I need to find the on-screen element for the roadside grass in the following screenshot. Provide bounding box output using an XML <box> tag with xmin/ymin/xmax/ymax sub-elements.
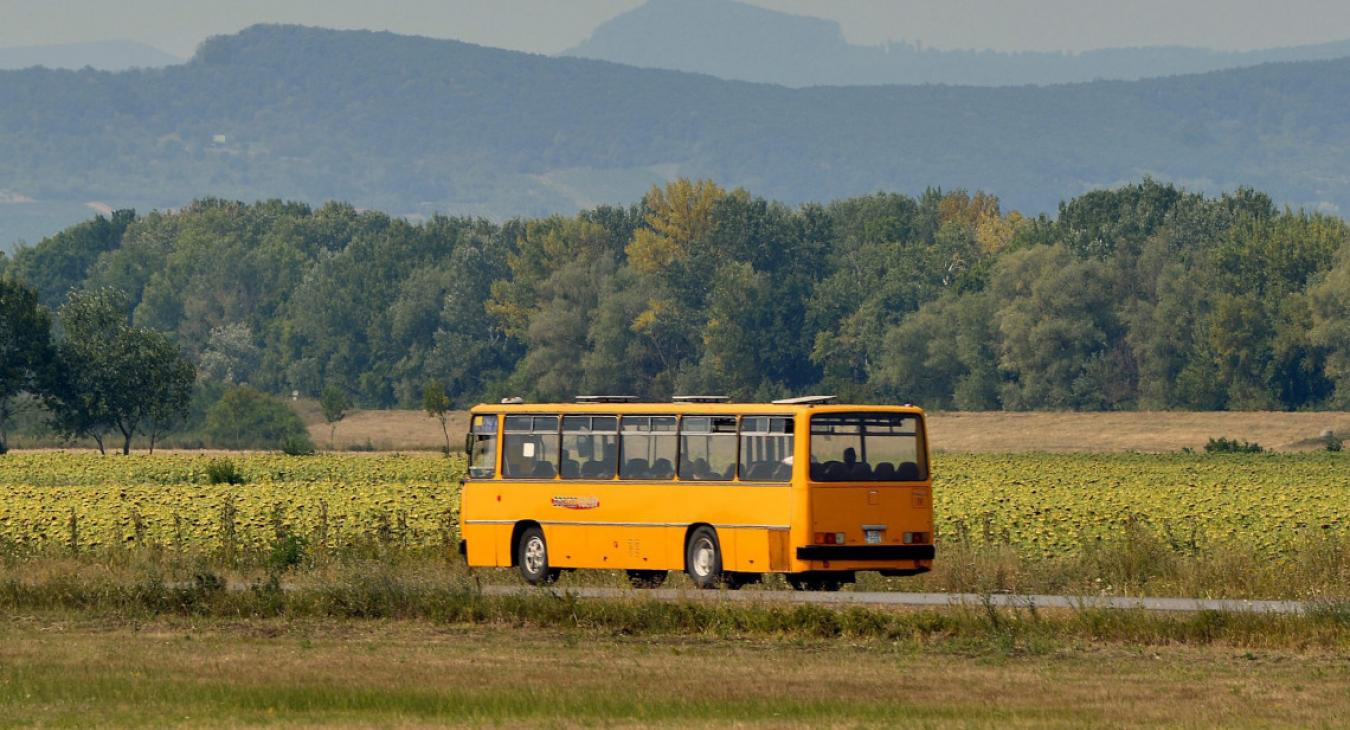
<box><xmin>1</xmin><ymin>556</ymin><xmax>1347</xmax><ymax>652</ymax></box>
<box><xmin>861</xmin><ymin>531</ymin><xmax>1350</xmax><ymax>601</ymax></box>
<box><xmin>1</xmin><ymin>619</ymin><xmax>1347</xmax><ymax>728</ymax></box>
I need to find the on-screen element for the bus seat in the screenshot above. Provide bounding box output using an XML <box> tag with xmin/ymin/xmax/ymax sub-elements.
<box><xmin>719</xmin><ymin>464</ymin><xmax>736</xmax><ymax>480</ymax></box>
<box><xmin>531</xmin><ymin>461</ymin><xmax>557</xmax><ymax>479</ymax></box>
<box><xmin>810</xmin><ymin>462</ymin><xmax>826</xmax><ymax>480</ymax></box>
<box><xmin>897</xmin><ymin>462</ymin><xmax>921</xmax><ymax>481</ymax></box>
<box><xmin>650</xmin><ymin>458</ymin><xmax>675</xmax><ymax>479</ymax></box>
<box><xmin>873</xmin><ymin>462</ymin><xmax>896</xmax><ymax>480</ymax></box>
<box><xmin>580</xmin><ymin>460</ymin><xmax>608</xmax><ymax>478</ymax></box>
<box><xmin>746</xmin><ymin>462</ymin><xmax>776</xmax><ymax>481</ymax></box>
<box><xmin>848</xmin><ymin>462</ymin><xmax>873</xmax><ymax>480</ymax></box>
<box><xmin>622</xmin><ymin>459</ymin><xmax>649</xmax><ymax>479</ymax></box>
<box><xmin>560</xmin><ymin>459</ymin><xmax>581</xmax><ymax>478</ymax></box>
<box><xmin>681</xmin><ymin>458</ymin><xmax>712</xmax><ymax>480</ymax></box>
<box><xmin>771</xmin><ymin>462</ymin><xmax>792</xmax><ymax>481</ymax></box>
<box><xmin>821</xmin><ymin>461</ymin><xmax>845</xmax><ymax>481</ymax></box>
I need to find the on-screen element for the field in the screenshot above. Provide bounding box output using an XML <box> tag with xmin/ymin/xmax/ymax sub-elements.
<box><xmin>0</xmin><ymin>451</ymin><xmax>1346</xmax><ymax>599</ymax></box>
<box><xmin>292</xmin><ymin>406</ymin><xmax>1350</xmax><ymax>453</ymax></box>
<box><xmin>1</xmin><ymin>448</ymin><xmax>1347</xmax><ymax>727</ymax></box>
<box><xmin>3</xmin><ymin>619</ymin><xmax>1347</xmax><ymax>728</ymax></box>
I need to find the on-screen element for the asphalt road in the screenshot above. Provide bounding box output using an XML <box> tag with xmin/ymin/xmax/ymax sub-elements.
<box><xmin>480</xmin><ymin>585</ymin><xmax>1310</xmax><ymax>614</ymax></box>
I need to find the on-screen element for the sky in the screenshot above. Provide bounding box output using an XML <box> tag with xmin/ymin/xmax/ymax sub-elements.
<box><xmin>4</xmin><ymin>0</ymin><xmax>1350</xmax><ymax>57</ymax></box>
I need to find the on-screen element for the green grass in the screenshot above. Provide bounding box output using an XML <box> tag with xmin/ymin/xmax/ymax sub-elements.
<box><xmin>0</xmin><ymin>557</ymin><xmax>1346</xmax><ymax>652</ymax></box>
<box><xmin>1</xmin><ymin>619</ymin><xmax>1346</xmax><ymax>728</ymax></box>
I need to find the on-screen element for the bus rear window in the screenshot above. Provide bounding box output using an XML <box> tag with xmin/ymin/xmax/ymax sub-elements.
<box><xmin>810</xmin><ymin>413</ymin><xmax>924</xmax><ymax>482</ymax></box>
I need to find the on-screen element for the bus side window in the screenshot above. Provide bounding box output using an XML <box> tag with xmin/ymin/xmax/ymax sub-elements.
<box><xmin>739</xmin><ymin>416</ymin><xmax>794</xmax><ymax>482</ymax></box>
<box><xmin>678</xmin><ymin>415</ymin><xmax>737</xmax><ymax>481</ymax></box>
<box><xmin>502</xmin><ymin>415</ymin><xmax>560</xmax><ymax>479</ymax></box>
<box><xmin>620</xmin><ymin>416</ymin><xmax>677</xmax><ymax>480</ymax></box>
<box><xmin>561</xmin><ymin>415</ymin><xmax>618</xmax><ymax>479</ymax></box>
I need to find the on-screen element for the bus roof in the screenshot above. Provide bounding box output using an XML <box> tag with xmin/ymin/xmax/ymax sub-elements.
<box><xmin>468</xmin><ymin>401</ymin><xmax>925</xmax><ymax>417</ymax></box>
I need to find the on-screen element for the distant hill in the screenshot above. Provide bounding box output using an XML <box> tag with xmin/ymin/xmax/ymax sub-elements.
<box><xmin>3</xmin><ymin>24</ymin><xmax>1350</xmax><ymax>250</ymax></box>
<box><xmin>0</xmin><ymin>40</ymin><xmax>182</xmax><ymax>71</ymax></box>
<box><xmin>566</xmin><ymin>0</ymin><xmax>1350</xmax><ymax>86</ymax></box>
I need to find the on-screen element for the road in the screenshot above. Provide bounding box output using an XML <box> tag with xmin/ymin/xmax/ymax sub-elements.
<box><xmin>479</xmin><ymin>585</ymin><xmax>1311</xmax><ymax>614</ymax></box>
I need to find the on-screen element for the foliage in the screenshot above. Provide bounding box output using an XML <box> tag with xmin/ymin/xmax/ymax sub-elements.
<box><xmin>1203</xmin><ymin>437</ymin><xmax>1265</xmax><ymax>454</ymax></box>
<box><xmin>422</xmin><ymin>380</ymin><xmax>452</xmax><ymax>453</ymax></box>
<box><xmin>281</xmin><ymin>434</ymin><xmax>316</xmax><ymax>456</ymax></box>
<box><xmin>48</xmin><ymin>288</ymin><xmax>195</xmax><ymax>454</ymax></box>
<box><xmin>204</xmin><ymin>458</ymin><xmax>246</xmax><ymax>485</ymax></box>
<box><xmin>203</xmin><ymin>385</ymin><xmax>311</xmax><ymax>451</ymax></box>
<box><xmin>320</xmin><ymin>385</ymin><xmax>351</xmax><ymax>449</ymax></box>
<box><xmin>3</xmin><ymin>179</ymin><xmax>1349</xmax><ymax>412</ymax></box>
<box><xmin>0</xmin><ymin>280</ymin><xmax>56</xmax><ymax>453</ymax></box>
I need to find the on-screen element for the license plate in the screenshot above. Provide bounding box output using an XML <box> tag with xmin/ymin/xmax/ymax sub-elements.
<box><xmin>865</xmin><ymin>530</ymin><xmax>883</xmax><ymax>544</ymax></box>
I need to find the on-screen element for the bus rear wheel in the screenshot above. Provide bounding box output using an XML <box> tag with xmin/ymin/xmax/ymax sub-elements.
<box><xmin>685</xmin><ymin>526</ymin><xmax>724</xmax><ymax>589</ymax></box>
<box><xmin>516</xmin><ymin>526</ymin><xmax>560</xmax><ymax>586</ymax></box>
<box><xmin>626</xmin><ymin>570</ymin><xmax>668</xmax><ymax>588</ymax></box>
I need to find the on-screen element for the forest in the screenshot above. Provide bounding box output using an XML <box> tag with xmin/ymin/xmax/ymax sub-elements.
<box><xmin>2</xmin><ymin>179</ymin><xmax>1348</xmax><ymax>433</ymax></box>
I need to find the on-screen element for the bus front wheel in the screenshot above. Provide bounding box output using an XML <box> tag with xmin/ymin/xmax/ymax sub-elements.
<box><xmin>685</xmin><ymin>526</ymin><xmax>724</xmax><ymax>589</ymax></box>
<box><xmin>516</xmin><ymin>526</ymin><xmax>560</xmax><ymax>586</ymax></box>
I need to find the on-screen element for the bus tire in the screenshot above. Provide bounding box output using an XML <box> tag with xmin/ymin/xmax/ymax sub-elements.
<box><xmin>626</xmin><ymin>570</ymin><xmax>668</xmax><ymax>589</ymax></box>
<box><xmin>685</xmin><ymin>526</ymin><xmax>723</xmax><ymax>589</ymax></box>
<box><xmin>516</xmin><ymin>526</ymin><xmax>560</xmax><ymax>586</ymax></box>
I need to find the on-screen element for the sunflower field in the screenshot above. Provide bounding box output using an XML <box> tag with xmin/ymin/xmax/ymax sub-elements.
<box><xmin>0</xmin><ymin>451</ymin><xmax>1344</xmax><ymax>558</ymax></box>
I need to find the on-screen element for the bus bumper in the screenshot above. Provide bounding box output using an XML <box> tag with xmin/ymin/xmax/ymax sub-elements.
<box><xmin>795</xmin><ymin>545</ymin><xmax>935</xmax><ymax>561</ymax></box>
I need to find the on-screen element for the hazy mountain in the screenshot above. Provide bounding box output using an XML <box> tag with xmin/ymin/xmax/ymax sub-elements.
<box><xmin>0</xmin><ymin>40</ymin><xmax>182</xmax><ymax>71</ymax></box>
<box><xmin>3</xmin><ymin>24</ymin><xmax>1349</xmax><ymax>251</ymax></box>
<box><xmin>566</xmin><ymin>0</ymin><xmax>1350</xmax><ymax>86</ymax></box>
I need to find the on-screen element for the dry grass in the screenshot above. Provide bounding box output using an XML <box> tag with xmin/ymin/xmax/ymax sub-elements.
<box><xmin>289</xmin><ymin>405</ymin><xmax>1349</xmax><ymax>453</ymax></box>
<box><xmin>925</xmin><ymin>410</ymin><xmax>1350</xmax><ymax>452</ymax></box>
<box><xmin>291</xmin><ymin>399</ymin><xmax>468</xmax><ymax>451</ymax></box>
<box><xmin>1</xmin><ymin>618</ymin><xmax>1346</xmax><ymax>727</ymax></box>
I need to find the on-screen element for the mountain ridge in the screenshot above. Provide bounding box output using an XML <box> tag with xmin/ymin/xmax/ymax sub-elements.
<box><xmin>0</xmin><ymin>40</ymin><xmax>182</xmax><ymax>71</ymax></box>
<box><xmin>566</xmin><ymin>0</ymin><xmax>1350</xmax><ymax>86</ymax></box>
<box><xmin>2</xmin><ymin>24</ymin><xmax>1349</xmax><ymax>251</ymax></box>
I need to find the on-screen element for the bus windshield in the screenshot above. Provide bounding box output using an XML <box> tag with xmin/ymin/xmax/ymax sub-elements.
<box><xmin>809</xmin><ymin>413</ymin><xmax>925</xmax><ymax>482</ymax></box>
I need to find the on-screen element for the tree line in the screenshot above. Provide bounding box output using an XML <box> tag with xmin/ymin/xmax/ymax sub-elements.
<box><xmin>1</xmin><ymin>179</ymin><xmax>1348</xmax><ymax>451</ymax></box>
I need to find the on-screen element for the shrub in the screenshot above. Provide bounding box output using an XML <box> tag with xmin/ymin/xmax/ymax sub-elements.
<box><xmin>204</xmin><ymin>458</ymin><xmax>245</xmax><ymax>485</ymax></box>
<box><xmin>1326</xmin><ymin>434</ymin><xmax>1344</xmax><ymax>453</ymax></box>
<box><xmin>1204</xmin><ymin>437</ymin><xmax>1263</xmax><ymax>454</ymax></box>
<box><xmin>281</xmin><ymin>434</ymin><xmax>316</xmax><ymax>456</ymax></box>
<box><xmin>204</xmin><ymin>386</ymin><xmax>312</xmax><ymax>450</ymax></box>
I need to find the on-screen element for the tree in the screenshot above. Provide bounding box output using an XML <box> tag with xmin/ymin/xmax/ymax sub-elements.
<box><xmin>422</xmin><ymin>380</ymin><xmax>452</xmax><ymax>453</ymax></box>
<box><xmin>50</xmin><ymin>289</ymin><xmax>195</xmax><ymax>454</ymax></box>
<box><xmin>205</xmin><ymin>385</ymin><xmax>312</xmax><ymax>450</ymax></box>
<box><xmin>0</xmin><ymin>281</ymin><xmax>56</xmax><ymax>453</ymax></box>
<box><xmin>320</xmin><ymin>385</ymin><xmax>351</xmax><ymax>449</ymax></box>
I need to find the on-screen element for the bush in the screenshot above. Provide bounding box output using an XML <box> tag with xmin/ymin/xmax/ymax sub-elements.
<box><xmin>281</xmin><ymin>434</ymin><xmax>316</xmax><ymax>456</ymax></box>
<box><xmin>204</xmin><ymin>386</ymin><xmax>312</xmax><ymax>450</ymax></box>
<box><xmin>204</xmin><ymin>458</ymin><xmax>245</xmax><ymax>485</ymax></box>
<box><xmin>1327</xmin><ymin>434</ymin><xmax>1344</xmax><ymax>453</ymax></box>
<box><xmin>1204</xmin><ymin>437</ymin><xmax>1263</xmax><ymax>454</ymax></box>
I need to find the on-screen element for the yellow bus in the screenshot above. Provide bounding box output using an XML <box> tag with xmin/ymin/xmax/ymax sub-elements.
<box><xmin>458</xmin><ymin>396</ymin><xmax>933</xmax><ymax>590</ymax></box>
